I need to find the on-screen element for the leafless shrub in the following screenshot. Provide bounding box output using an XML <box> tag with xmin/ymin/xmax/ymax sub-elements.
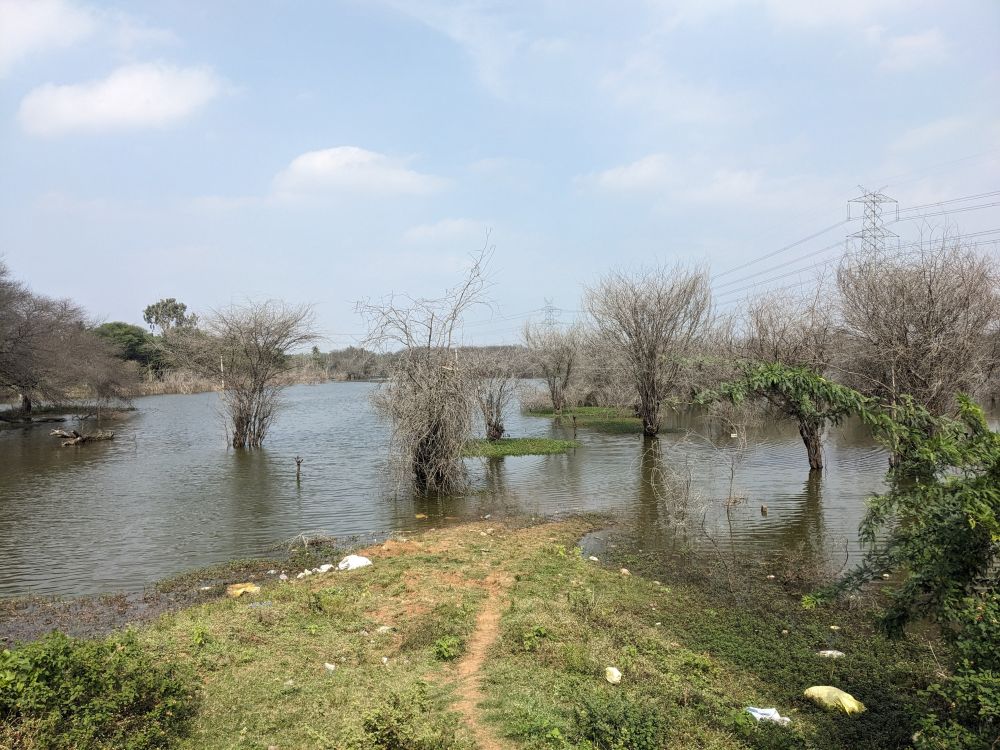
<box><xmin>836</xmin><ymin>230</ymin><xmax>1000</xmax><ymax>414</ymax></box>
<box><xmin>468</xmin><ymin>348</ymin><xmax>518</xmax><ymax>440</ymax></box>
<box><xmin>736</xmin><ymin>283</ymin><xmax>836</xmax><ymax>372</ymax></box>
<box><xmin>584</xmin><ymin>264</ymin><xmax>713</xmax><ymax>435</ymax></box>
<box><xmin>167</xmin><ymin>301</ymin><xmax>317</xmax><ymax>448</ymax></box>
<box><xmin>521</xmin><ymin>321</ymin><xmax>581</xmax><ymax>412</ymax></box>
<box><xmin>358</xmin><ymin>248</ymin><xmax>491</xmax><ymax>493</ymax></box>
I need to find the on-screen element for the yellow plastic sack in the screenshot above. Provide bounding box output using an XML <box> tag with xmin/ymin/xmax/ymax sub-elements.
<box><xmin>804</xmin><ymin>686</ymin><xmax>866</xmax><ymax>715</ymax></box>
<box><xmin>226</xmin><ymin>582</ymin><xmax>261</xmax><ymax>598</ymax></box>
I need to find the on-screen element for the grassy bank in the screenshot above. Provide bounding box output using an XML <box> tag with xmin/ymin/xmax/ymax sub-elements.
<box><xmin>1</xmin><ymin>519</ymin><xmax>944</xmax><ymax>749</ymax></box>
<box><xmin>463</xmin><ymin>438</ymin><xmax>580</xmax><ymax>458</ymax></box>
<box><xmin>526</xmin><ymin>406</ymin><xmax>645</xmax><ymax>434</ymax></box>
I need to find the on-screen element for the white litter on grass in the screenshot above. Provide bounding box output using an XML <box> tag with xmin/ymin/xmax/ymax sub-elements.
<box><xmin>318</xmin><ymin>563</ymin><xmax>334</xmax><ymax>573</ymax></box>
<box><xmin>817</xmin><ymin>650</ymin><xmax>845</xmax><ymax>659</ymax></box>
<box><xmin>588</xmin><ymin>556</ymin><xmax>599</xmax><ymax>562</ymax></box>
<box><xmin>338</xmin><ymin>555</ymin><xmax>372</xmax><ymax>571</ymax></box>
<box><xmin>279</xmin><ymin>574</ymin><xmax>288</xmax><ymax>581</ymax></box>
<box><xmin>605</xmin><ymin>667</ymin><xmax>622</xmax><ymax>685</ymax></box>
<box><xmin>324</xmin><ymin>662</ymin><xmax>337</xmax><ymax>672</ymax></box>
<box><xmin>746</xmin><ymin>707</ymin><xmax>791</xmax><ymax>726</ymax></box>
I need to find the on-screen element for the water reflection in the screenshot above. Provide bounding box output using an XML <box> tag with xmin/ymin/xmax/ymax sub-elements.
<box><xmin>0</xmin><ymin>381</ymin><xmax>917</xmax><ymax>598</ymax></box>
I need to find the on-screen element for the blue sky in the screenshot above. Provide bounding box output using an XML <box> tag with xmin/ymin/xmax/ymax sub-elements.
<box><xmin>1</xmin><ymin>0</ymin><xmax>998</xmax><ymax>346</ymax></box>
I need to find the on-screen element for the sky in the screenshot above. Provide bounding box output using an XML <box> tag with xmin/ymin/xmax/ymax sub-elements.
<box><xmin>1</xmin><ymin>0</ymin><xmax>999</xmax><ymax>347</ymax></box>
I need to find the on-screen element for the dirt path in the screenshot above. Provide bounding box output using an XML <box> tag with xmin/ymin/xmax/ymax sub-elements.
<box><xmin>453</xmin><ymin>572</ymin><xmax>514</xmax><ymax>750</ymax></box>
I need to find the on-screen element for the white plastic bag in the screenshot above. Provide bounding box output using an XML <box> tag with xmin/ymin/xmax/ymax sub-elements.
<box><xmin>338</xmin><ymin>554</ymin><xmax>372</xmax><ymax>571</ymax></box>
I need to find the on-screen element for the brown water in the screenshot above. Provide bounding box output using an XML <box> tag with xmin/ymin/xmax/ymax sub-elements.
<box><xmin>0</xmin><ymin>381</ymin><xmax>890</xmax><ymax>598</ymax></box>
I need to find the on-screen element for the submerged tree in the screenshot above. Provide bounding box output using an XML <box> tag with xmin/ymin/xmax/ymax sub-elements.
<box><xmin>585</xmin><ymin>265</ymin><xmax>712</xmax><ymax>436</ymax></box>
<box><xmin>702</xmin><ymin>363</ymin><xmax>870</xmax><ymax>471</ymax></box>
<box><xmin>521</xmin><ymin>321</ymin><xmax>581</xmax><ymax>413</ymax></box>
<box><xmin>837</xmin><ymin>233</ymin><xmax>1000</xmax><ymax>415</ymax></box>
<box><xmin>359</xmin><ymin>249</ymin><xmax>490</xmax><ymax>493</ymax></box>
<box><xmin>468</xmin><ymin>349</ymin><xmax>517</xmax><ymax>441</ymax></box>
<box><xmin>168</xmin><ymin>301</ymin><xmax>317</xmax><ymax>448</ymax></box>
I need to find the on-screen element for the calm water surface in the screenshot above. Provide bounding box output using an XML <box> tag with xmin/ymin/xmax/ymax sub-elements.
<box><xmin>1</xmin><ymin>382</ymin><xmax>890</xmax><ymax>597</ymax></box>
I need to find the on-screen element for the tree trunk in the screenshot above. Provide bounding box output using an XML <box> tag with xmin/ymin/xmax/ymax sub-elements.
<box><xmin>20</xmin><ymin>393</ymin><xmax>32</xmax><ymax>414</ymax></box>
<box><xmin>486</xmin><ymin>421</ymin><xmax>504</xmax><ymax>441</ymax></box>
<box><xmin>640</xmin><ymin>393</ymin><xmax>659</xmax><ymax>436</ymax></box>
<box><xmin>798</xmin><ymin>420</ymin><xmax>824</xmax><ymax>471</ymax></box>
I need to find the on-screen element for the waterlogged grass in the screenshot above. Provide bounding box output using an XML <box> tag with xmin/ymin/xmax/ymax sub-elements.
<box><xmin>525</xmin><ymin>406</ymin><xmax>646</xmax><ymax>434</ymax></box>
<box><xmin>463</xmin><ymin>438</ymin><xmax>580</xmax><ymax>458</ymax></box>
<box><xmin>5</xmin><ymin>519</ymin><xmax>945</xmax><ymax>749</ymax></box>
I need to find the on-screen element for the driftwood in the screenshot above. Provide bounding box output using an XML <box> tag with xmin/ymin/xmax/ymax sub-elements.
<box><xmin>49</xmin><ymin>428</ymin><xmax>114</xmax><ymax>446</ymax></box>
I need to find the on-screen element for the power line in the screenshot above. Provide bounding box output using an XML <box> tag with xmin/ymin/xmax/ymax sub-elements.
<box><xmin>711</xmin><ymin>219</ymin><xmax>852</xmax><ymax>280</ymax></box>
<box><xmin>897</xmin><ymin>190</ymin><xmax>1000</xmax><ymax>212</ymax></box>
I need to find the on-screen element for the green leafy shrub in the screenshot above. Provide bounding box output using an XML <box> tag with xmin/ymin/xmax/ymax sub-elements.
<box><xmin>0</xmin><ymin>630</ymin><xmax>197</xmax><ymax>749</ymax></box>
<box><xmin>361</xmin><ymin>684</ymin><xmax>470</xmax><ymax>749</ymax></box>
<box><xmin>432</xmin><ymin>635</ymin><xmax>463</xmax><ymax>661</ymax></box>
<box><xmin>572</xmin><ymin>690</ymin><xmax>665</xmax><ymax>750</ymax></box>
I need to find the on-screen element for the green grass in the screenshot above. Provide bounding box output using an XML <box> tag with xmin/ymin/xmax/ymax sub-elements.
<box><xmin>525</xmin><ymin>406</ymin><xmax>646</xmax><ymax>434</ymax></box>
<box><xmin>463</xmin><ymin>438</ymin><xmax>580</xmax><ymax>458</ymax></box>
<box><xmin>4</xmin><ymin>520</ymin><xmax>946</xmax><ymax>749</ymax></box>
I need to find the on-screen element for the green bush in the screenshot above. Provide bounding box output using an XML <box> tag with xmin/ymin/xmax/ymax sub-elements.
<box><xmin>572</xmin><ymin>690</ymin><xmax>665</xmax><ymax>750</ymax></box>
<box><xmin>361</xmin><ymin>684</ymin><xmax>470</xmax><ymax>750</ymax></box>
<box><xmin>0</xmin><ymin>631</ymin><xmax>197</xmax><ymax>749</ymax></box>
<box><xmin>432</xmin><ymin>635</ymin><xmax>463</xmax><ymax>661</ymax></box>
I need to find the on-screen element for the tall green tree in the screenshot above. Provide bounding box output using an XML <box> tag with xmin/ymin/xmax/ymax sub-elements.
<box><xmin>142</xmin><ymin>298</ymin><xmax>197</xmax><ymax>335</ymax></box>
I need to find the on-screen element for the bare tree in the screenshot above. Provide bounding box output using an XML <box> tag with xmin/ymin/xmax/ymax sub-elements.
<box><xmin>584</xmin><ymin>264</ymin><xmax>713</xmax><ymax>436</ymax></box>
<box><xmin>468</xmin><ymin>349</ymin><xmax>518</xmax><ymax>440</ymax></box>
<box><xmin>358</xmin><ymin>249</ymin><xmax>491</xmax><ymax>493</ymax></box>
<box><xmin>836</xmin><ymin>231</ymin><xmax>1000</xmax><ymax>415</ymax></box>
<box><xmin>521</xmin><ymin>321</ymin><xmax>581</xmax><ymax>413</ymax></box>
<box><xmin>0</xmin><ymin>261</ymin><xmax>126</xmax><ymax>414</ymax></box>
<box><xmin>736</xmin><ymin>285</ymin><xmax>835</xmax><ymax>372</ymax></box>
<box><xmin>168</xmin><ymin>301</ymin><xmax>317</xmax><ymax>448</ymax></box>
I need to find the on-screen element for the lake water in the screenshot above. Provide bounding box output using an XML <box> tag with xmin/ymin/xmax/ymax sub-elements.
<box><xmin>0</xmin><ymin>381</ymin><xmax>891</xmax><ymax>598</ymax></box>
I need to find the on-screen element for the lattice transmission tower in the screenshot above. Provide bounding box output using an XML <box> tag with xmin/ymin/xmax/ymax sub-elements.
<box><xmin>848</xmin><ymin>187</ymin><xmax>898</xmax><ymax>255</ymax></box>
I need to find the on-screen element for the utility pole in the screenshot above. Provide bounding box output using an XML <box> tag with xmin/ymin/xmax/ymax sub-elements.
<box><xmin>848</xmin><ymin>187</ymin><xmax>898</xmax><ymax>256</ymax></box>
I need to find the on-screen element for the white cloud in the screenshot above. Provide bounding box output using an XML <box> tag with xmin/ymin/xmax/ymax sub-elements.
<box><xmin>403</xmin><ymin>218</ymin><xmax>484</xmax><ymax>243</ymax></box>
<box><xmin>273</xmin><ymin>147</ymin><xmax>446</xmax><ymax>196</ymax></box>
<box><xmin>0</xmin><ymin>0</ymin><xmax>96</xmax><ymax>76</ymax></box>
<box><xmin>585</xmin><ymin>154</ymin><xmax>674</xmax><ymax>192</ymax></box>
<box><xmin>879</xmin><ymin>29</ymin><xmax>948</xmax><ymax>72</ymax></box>
<box><xmin>761</xmin><ymin>0</ymin><xmax>903</xmax><ymax>28</ymax></box>
<box><xmin>18</xmin><ymin>62</ymin><xmax>222</xmax><ymax>136</ymax></box>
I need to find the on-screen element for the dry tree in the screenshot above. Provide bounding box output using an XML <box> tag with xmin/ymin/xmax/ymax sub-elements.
<box><xmin>468</xmin><ymin>348</ymin><xmax>518</xmax><ymax>440</ymax></box>
<box><xmin>358</xmin><ymin>247</ymin><xmax>492</xmax><ymax>493</ymax></box>
<box><xmin>167</xmin><ymin>300</ymin><xmax>317</xmax><ymax>448</ymax></box>
<box><xmin>521</xmin><ymin>321</ymin><xmax>581</xmax><ymax>413</ymax></box>
<box><xmin>584</xmin><ymin>264</ymin><xmax>713</xmax><ymax>436</ymax></box>
<box><xmin>836</xmin><ymin>230</ymin><xmax>1000</xmax><ymax>415</ymax></box>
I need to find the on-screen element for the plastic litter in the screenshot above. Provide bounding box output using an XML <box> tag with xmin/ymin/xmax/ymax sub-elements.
<box><xmin>746</xmin><ymin>707</ymin><xmax>791</xmax><ymax>726</ymax></box>
<box><xmin>817</xmin><ymin>650</ymin><xmax>845</xmax><ymax>659</ymax></box>
<box><xmin>620</xmin><ymin>568</ymin><xmax>631</xmax><ymax>576</ymax></box>
<box><xmin>338</xmin><ymin>554</ymin><xmax>372</xmax><ymax>571</ymax></box>
<box><xmin>588</xmin><ymin>556</ymin><xmax>599</xmax><ymax>562</ymax></box>
<box><xmin>324</xmin><ymin>662</ymin><xmax>337</xmax><ymax>672</ymax></box>
<box><xmin>318</xmin><ymin>563</ymin><xmax>334</xmax><ymax>573</ymax></box>
<box><xmin>226</xmin><ymin>582</ymin><xmax>260</xmax><ymax>598</ymax></box>
<box><xmin>605</xmin><ymin>667</ymin><xmax>622</xmax><ymax>685</ymax></box>
<box><xmin>804</xmin><ymin>686</ymin><xmax>866</xmax><ymax>714</ymax></box>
